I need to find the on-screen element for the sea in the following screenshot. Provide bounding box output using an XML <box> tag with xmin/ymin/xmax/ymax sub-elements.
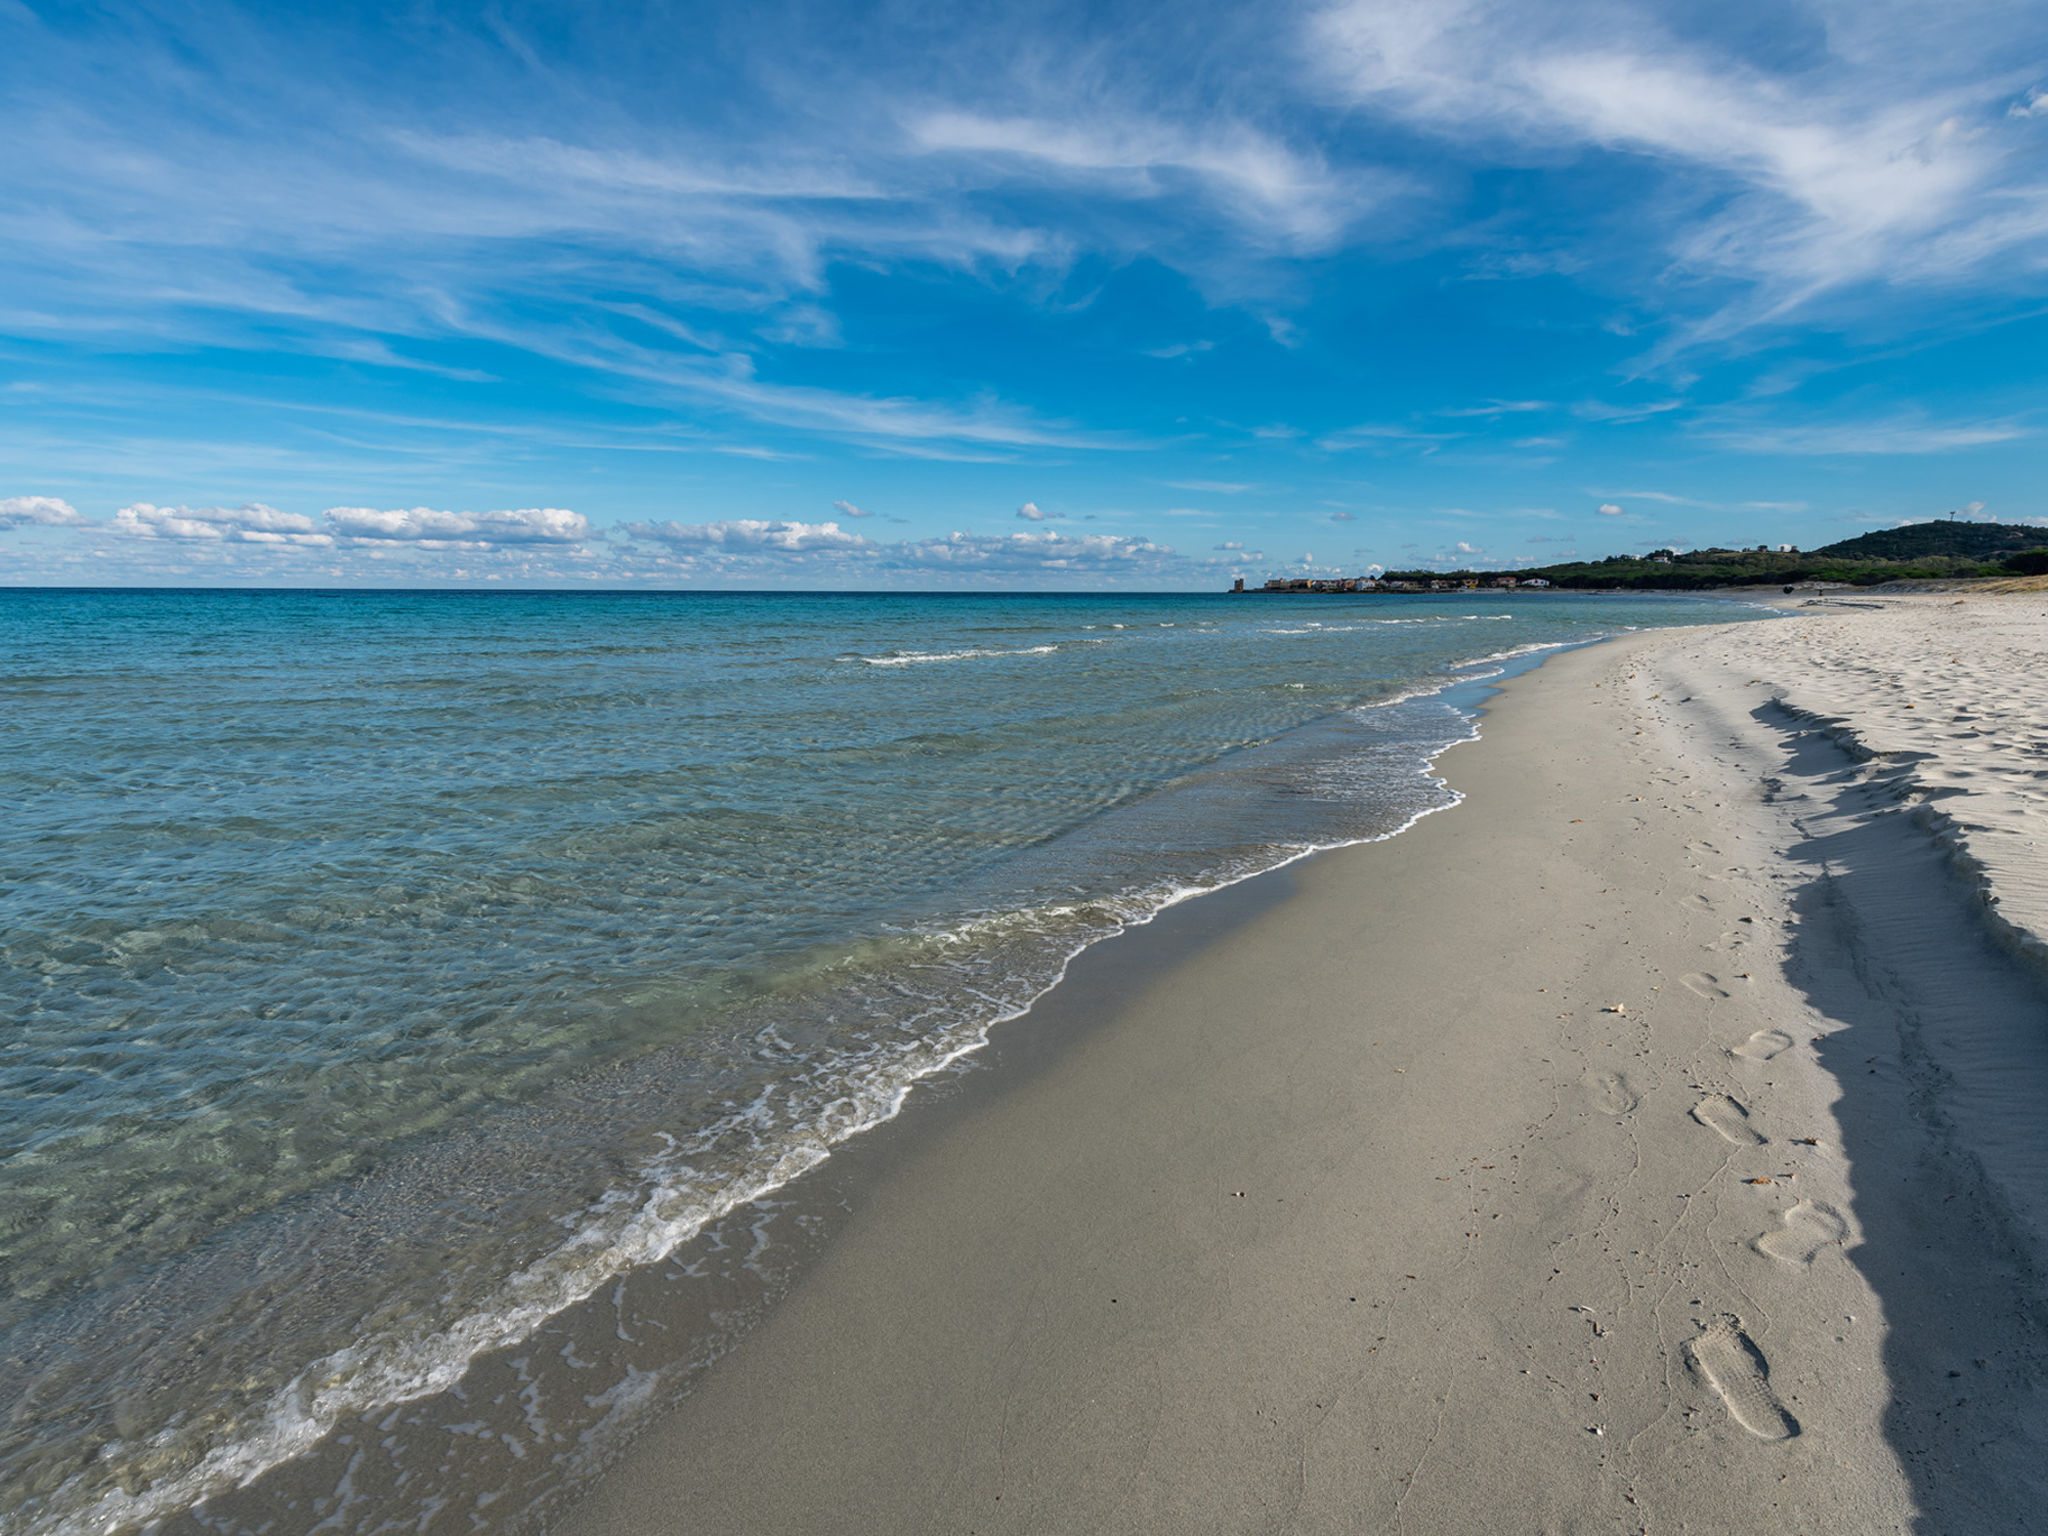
<box><xmin>0</xmin><ymin>587</ymin><xmax>1764</xmax><ymax>1533</ymax></box>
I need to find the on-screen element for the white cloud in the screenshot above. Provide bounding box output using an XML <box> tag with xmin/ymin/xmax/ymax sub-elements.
<box><xmin>1315</xmin><ymin>422</ymin><xmax>1456</xmax><ymax>452</ymax></box>
<box><xmin>2010</xmin><ymin>88</ymin><xmax>2048</xmax><ymax>118</ymax></box>
<box><xmin>1329</xmin><ymin>510</ymin><xmax>1356</xmax><ymax>521</ymax></box>
<box><xmin>1214</xmin><ymin>540</ymin><xmax>1245</xmax><ymax>550</ymax></box>
<box><xmin>1703</xmin><ymin>414</ymin><xmax>2029</xmax><ymax>455</ymax></box>
<box><xmin>889</xmin><ymin>529</ymin><xmax>1175</xmax><ymax>572</ymax></box>
<box><xmin>1314</xmin><ymin>0</ymin><xmax>2048</xmax><ymax>326</ymax></box>
<box><xmin>114</xmin><ymin>502</ymin><xmax>332</xmax><ymax>543</ymax></box>
<box><xmin>323</xmin><ymin>505</ymin><xmax>588</xmax><ymax>544</ymax></box>
<box><xmin>832</xmin><ymin>499</ymin><xmax>877</xmax><ymax>518</ymax></box>
<box><xmin>907</xmin><ymin>111</ymin><xmax>1371</xmax><ymax>252</ymax></box>
<box><xmin>1015</xmin><ymin>501</ymin><xmax>1062</xmax><ymax>520</ymax></box>
<box><xmin>624</xmin><ymin>518</ymin><xmax>873</xmax><ymax>552</ymax></box>
<box><xmin>1596</xmin><ymin>488</ymin><xmax>1702</xmax><ymax>506</ymax></box>
<box><xmin>0</xmin><ymin>495</ymin><xmax>82</xmax><ymax>529</ymax></box>
<box><xmin>1597</xmin><ymin>502</ymin><xmax>1625</xmax><ymax>515</ymax></box>
<box><xmin>617</xmin><ymin>522</ymin><xmax>1187</xmax><ymax>579</ymax></box>
<box><xmin>1437</xmin><ymin>399</ymin><xmax>1549</xmax><ymax>418</ymax></box>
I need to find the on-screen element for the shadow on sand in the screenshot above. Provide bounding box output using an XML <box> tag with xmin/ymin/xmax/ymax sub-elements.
<box><xmin>1762</xmin><ymin>701</ymin><xmax>2048</xmax><ymax>1530</ymax></box>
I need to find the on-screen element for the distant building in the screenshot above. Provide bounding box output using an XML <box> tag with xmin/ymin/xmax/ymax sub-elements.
<box><xmin>1491</xmin><ymin>575</ymin><xmax>1518</xmax><ymax>587</ymax></box>
<box><xmin>1522</xmin><ymin>577</ymin><xmax>1551</xmax><ymax>588</ymax></box>
<box><xmin>1232</xmin><ymin>577</ymin><xmax>1245</xmax><ymax>592</ymax></box>
<box><xmin>1776</xmin><ymin>544</ymin><xmax>1798</xmax><ymax>553</ymax></box>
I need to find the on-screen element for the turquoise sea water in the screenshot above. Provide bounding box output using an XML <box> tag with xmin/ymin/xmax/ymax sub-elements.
<box><xmin>0</xmin><ymin>588</ymin><xmax>1760</xmax><ymax>1532</ymax></box>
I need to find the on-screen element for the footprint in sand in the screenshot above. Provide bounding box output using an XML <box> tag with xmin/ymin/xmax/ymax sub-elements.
<box><xmin>1692</xmin><ymin>1094</ymin><xmax>1765</xmax><ymax>1146</ymax></box>
<box><xmin>1681</xmin><ymin>972</ymin><xmax>1730</xmax><ymax>1001</ymax></box>
<box><xmin>1757</xmin><ymin>1201</ymin><xmax>1848</xmax><ymax>1267</ymax></box>
<box><xmin>1591</xmin><ymin>1072</ymin><xmax>1638</xmax><ymax>1114</ymax></box>
<box><xmin>1689</xmin><ymin>1317</ymin><xmax>1798</xmax><ymax>1440</ymax></box>
<box><xmin>1732</xmin><ymin>1029</ymin><xmax>1794</xmax><ymax>1062</ymax></box>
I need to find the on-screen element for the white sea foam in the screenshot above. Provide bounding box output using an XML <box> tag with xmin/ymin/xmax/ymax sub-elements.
<box><xmin>1459</xmin><ymin>640</ymin><xmax>1576</xmax><ymax>667</ymax></box>
<box><xmin>854</xmin><ymin>644</ymin><xmax>1059</xmax><ymax>666</ymax></box>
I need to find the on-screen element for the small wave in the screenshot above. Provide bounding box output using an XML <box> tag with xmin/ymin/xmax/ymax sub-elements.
<box><xmin>853</xmin><ymin>644</ymin><xmax>1059</xmax><ymax>667</ymax></box>
<box><xmin>1458</xmin><ymin>640</ymin><xmax>1575</xmax><ymax>668</ymax></box>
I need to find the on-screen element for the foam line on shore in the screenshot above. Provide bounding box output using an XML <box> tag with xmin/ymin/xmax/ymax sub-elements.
<box><xmin>12</xmin><ymin>633</ymin><xmax>1614</xmax><ymax>1536</ymax></box>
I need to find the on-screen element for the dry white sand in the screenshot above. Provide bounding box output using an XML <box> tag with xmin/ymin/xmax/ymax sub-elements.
<box><xmin>555</xmin><ymin>596</ymin><xmax>2048</xmax><ymax>1534</ymax></box>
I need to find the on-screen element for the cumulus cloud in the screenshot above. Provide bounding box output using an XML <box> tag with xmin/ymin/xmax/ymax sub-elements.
<box><xmin>323</xmin><ymin>506</ymin><xmax>588</xmax><ymax>544</ymax></box>
<box><xmin>0</xmin><ymin>495</ymin><xmax>82</xmax><ymax>529</ymax></box>
<box><xmin>1015</xmin><ymin>501</ymin><xmax>1062</xmax><ymax>521</ymax></box>
<box><xmin>624</xmin><ymin>518</ymin><xmax>873</xmax><ymax>552</ymax></box>
<box><xmin>890</xmin><ymin>529</ymin><xmax>1171</xmax><ymax>572</ymax></box>
<box><xmin>2011</xmin><ymin>88</ymin><xmax>2048</xmax><ymax>118</ymax></box>
<box><xmin>1214</xmin><ymin>540</ymin><xmax>1245</xmax><ymax>550</ymax></box>
<box><xmin>1597</xmin><ymin>502</ymin><xmax>1625</xmax><ymax>515</ymax></box>
<box><xmin>621</xmin><ymin>521</ymin><xmax>1184</xmax><ymax>579</ymax></box>
<box><xmin>114</xmin><ymin>502</ymin><xmax>333</xmax><ymax>544</ymax></box>
<box><xmin>832</xmin><ymin>499</ymin><xmax>877</xmax><ymax>518</ymax></box>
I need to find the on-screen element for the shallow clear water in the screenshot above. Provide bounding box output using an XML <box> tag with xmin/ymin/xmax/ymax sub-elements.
<box><xmin>0</xmin><ymin>587</ymin><xmax>1759</xmax><ymax>1532</ymax></box>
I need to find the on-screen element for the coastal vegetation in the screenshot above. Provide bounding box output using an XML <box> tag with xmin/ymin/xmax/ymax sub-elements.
<box><xmin>1377</xmin><ymin>519</ymin><xmax>2048</xmax><ymax>591</ymax></box>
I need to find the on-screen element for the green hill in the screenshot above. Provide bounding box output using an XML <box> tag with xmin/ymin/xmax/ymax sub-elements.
<box><xmin>1361</xmin><ymin>516</ymin><xmax>2048</xmax><ymax>594</ymax></box>
<box><xmin>1811</xmin><ymin>520</ymin><xmax>2048</xmax><ymax>561</ymax></box>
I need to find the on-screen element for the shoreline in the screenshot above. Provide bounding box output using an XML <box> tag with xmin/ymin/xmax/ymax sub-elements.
<box><xmin>140</xmin><ymin>622</ymin><xmax>1605</xmax><ymax>1536</ymax></box>
<box><xmin>148</xmin><ymin>594</ymin><xmax>2048</xmax><ymax>1533</ymax></box>
<box><xmin>548</xmin><ymin>597</ymin><xmax>2048</xmax><ymax>1533</ymax></box>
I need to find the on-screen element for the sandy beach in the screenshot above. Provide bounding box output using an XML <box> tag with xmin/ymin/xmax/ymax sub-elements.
<box><xmin>552</xmin><ymin>593</ymin><xmax>2048</xmax><ymax>1535</ymax></box>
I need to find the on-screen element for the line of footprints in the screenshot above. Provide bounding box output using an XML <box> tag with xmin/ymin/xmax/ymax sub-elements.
<box><xmin>1612</xmin><ymin>961</ymin><xmax>1849</xmax><ymax>1444</ymax></box>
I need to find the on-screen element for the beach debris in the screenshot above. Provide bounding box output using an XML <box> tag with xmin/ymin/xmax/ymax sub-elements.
<box><xmin>1791</xmin><ymin>1136</ymin><xmax>1821</xmax><ymax>1146</ymax></box>
<box><xmin>1745</xmin><ymin>1176</ymin><xmax>1775</xmax><ymax>1185</ymax></box>
<box><xmin>1602</xmin><ymin>1003</ymin><xmax>1627</xmax><ymax>1014</ymax></box>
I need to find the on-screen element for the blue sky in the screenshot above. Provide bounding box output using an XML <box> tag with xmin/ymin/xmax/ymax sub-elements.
<box><xmin>2</xmin><ymin>0</ymin><xmax>2045</xmax><ymax>587</ymax></box>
